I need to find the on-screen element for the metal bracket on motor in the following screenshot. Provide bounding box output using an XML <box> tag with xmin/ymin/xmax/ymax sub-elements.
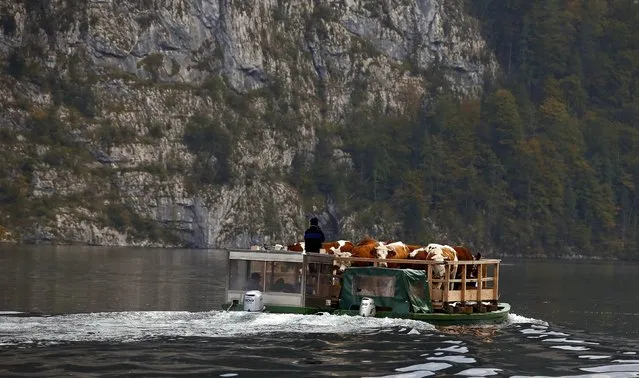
<box><xmin>226</xmin><ymin>299</ymin><xmax>239</xmax><ymax>311</ymax></box>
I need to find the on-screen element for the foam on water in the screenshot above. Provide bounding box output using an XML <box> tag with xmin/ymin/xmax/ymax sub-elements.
<box><xmin>427</xmin><ymin>355</ymin><xmax>477</xmax><ymax>364</ymax></box>
<box><xmin>579</xmin><ymin>355</ymin><xmax>612</xmax><ymax>360</ymax></box>
<box><xmin>456</xmin><ymin>368</ymin><xmax>503</xmax><ymax>376</ymax></box>
<box><xmin>581</xmin><ymin>364</ymin><xmax>639</xmax><ymax>373</ymax></box>
<box><xmin>0</xmin><ymin>310</ymin><xmax>436</xmax><ymax>345</ymax></box>
<box><xmin>507</xmin><ymin>313</ymin><xmax>550</xmax><ymax>326</ymax></box>
<box><xmin>520</xmin><ymin>328</ymin><xmax>569</xmax><ymax>337</ymax></box>
<box><xmin>363</xmin><ymin>372</ymin><xmax>435</xmax><ymax>378</ymax></box>
<box><xmin>436</xmin><ymin>345</ymin><xmax>469</xmax><ymax>353</ymax></box>
<box><xmin>543</xmin><ymin>338</ymin><xmax>599</xmax><ymax>345</ymax></box>
<box><xmin>396</xmin><ymin>362</ymin><xmax>452</xmax><ymax>372</ymax></box>
<box><xmin>551</xmin><ymin>345</ymin><xmax>591</xmax><ymax>351</ymax></box>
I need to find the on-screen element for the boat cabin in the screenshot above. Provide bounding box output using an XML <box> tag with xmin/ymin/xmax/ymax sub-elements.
<box><xmin>226</xmin><ymin>249</ymin><xmax>337</xmax><ymax>312</ymax></box>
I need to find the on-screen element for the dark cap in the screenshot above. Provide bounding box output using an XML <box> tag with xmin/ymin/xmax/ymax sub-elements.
<box><xmin>310</xmin><ymin>217</ymin><xmax>319</xmax><ymax>225</ymax></box>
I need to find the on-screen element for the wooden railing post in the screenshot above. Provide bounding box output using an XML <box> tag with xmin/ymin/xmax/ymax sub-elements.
<box><xmin>493</xmin><ymin>262</ymin><xmax>499</xmax><ymax>301</ymax></box>
<box><xmin>427</xmin><ymin>264</ymin><xmax>433</xmax><ymax>300</ymax></box>
<box><xmin>461</xmin><ymin>263</ymin><xmax>466</xmax><ymax>304</ymax></box>
<box><xmin>444</xmin><ymin>263</ymin><xmax>450</xmax><ymax>303</ymax></box>
<box><xmin>477</xmin><ymin>260</ymin><xmax>483</xmax><ymax>305</ymax></box>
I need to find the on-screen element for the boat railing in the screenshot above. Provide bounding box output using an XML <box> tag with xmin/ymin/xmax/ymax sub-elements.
<box><xmin>322</xmin><ymin>254</ymin><xmax>501</xmax><ymax>308</ymax></box>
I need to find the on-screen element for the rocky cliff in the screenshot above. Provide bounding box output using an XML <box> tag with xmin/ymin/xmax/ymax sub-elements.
<box><xmin>0</xmin><ymin>0</ymin><xmax>496</xmax><ymax>248</ymax></box>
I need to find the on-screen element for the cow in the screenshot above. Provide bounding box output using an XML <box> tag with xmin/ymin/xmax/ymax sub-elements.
<box><xmin>374</xmin><ymin>241</ymin><xmax>411</xmax><ymax>268</ymax></box>
<box><xmin>355</xmin><ymin>237</ymin><xmax>377</xmax><ymax>247</ymax></box>
<box><xmin>321</xmin><ymin>240</ymin><xmax>355</xmax><ymax>276</ymax></box>
<box><xmin>471</xmin><ymin>251</ymin><xmax>485</xmax><ymax>286</ymax></box>
<box><xmin>451</xmin><ymin>245</ymin><xmax>478</xmax><ymax>288</ymax></box>
<box><xmin>405</xmin><ymin>244</ymin><xmax>424</xmax><ymax>252</ymax></box>
<box><xmin>409</xmin><ymin>243</ymin><xmax>458</xmax><ymax>290</ymax></box>
<box><xmin>287</xmin><ymin>242</ymin><xmax>305</xmax><ymax>252</ymax></box>
<box><xmin>452</xmin><ymin>245</ymin><xmax>474</xmax><ymax>261</ymax></box>
<box><xmin>428</xmin><ymin>244</ymin><xmax>459</xmax><ymax>291</ymax></box>
<box><xmin>349</xmin><ymin>238</ymin><xmax>381</xmax><ymax>267</ymax></box>
<box><xmin>322</xmin><ymin>240</ymin><xmax>354</xmax><ymax>255</ymax></box>
<box><xmin>449</xmin><ymin>246</ymin><xmax>487</xmax><ymax>289</ymax></box>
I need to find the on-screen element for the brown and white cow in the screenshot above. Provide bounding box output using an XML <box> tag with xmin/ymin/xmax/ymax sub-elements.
<box><xmin>409</xmin><ymin>243</ymin><xmax>458</xmax><ymax>290</ymax></box>
<box><xmin>286</xmin><ymin>242</ymin><xmax>305</xmax><ymax>252</ymax></box>
<box><xmin>322</xmin><ymin>240</ymin><xmax>355</xmax><ymax>275</ymax></box>
<box><xmin>374</xmin><ymin>241</ymin><xmax>412</xmax><ymax>268</ymax></box>
<box><xmin>322</xmin><ymin>240</ymin><xmax>354</xmax><ymax>255</ymax></box>
<box><xmin>451</xmin><ymin>245</ymin><xmax>481</xmax><ymax>288</ymax></box>
<box><xmin>349</xmin><ymin>238</ymin><xmax>381</xmax><ymax>266</ymax></box>
<box><xmin>405</xmin><ymin>244</ymin><xmax>424</xmax><ymax>252</ymax></box>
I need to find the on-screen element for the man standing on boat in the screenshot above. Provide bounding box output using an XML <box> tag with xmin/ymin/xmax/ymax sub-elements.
<box><xmin>304</xmin><ymin>217</ymin><xmax>325</xmax><ymax>253</ymax></box>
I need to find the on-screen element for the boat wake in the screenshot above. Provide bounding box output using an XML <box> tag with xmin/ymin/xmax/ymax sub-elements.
<box><xmin>0</xmin><ymin>310</ymin><xmax>440</xmax><ymax>345</ymax></box>
<box><xmin>0</xmin><ymin>309</ymin><xmax>551</xmax><ymax>347</ymax></box>
<box><xmin>506</xmin><ymin>312</ymin><xmax>549</xmax><ymax>326</ymax></box>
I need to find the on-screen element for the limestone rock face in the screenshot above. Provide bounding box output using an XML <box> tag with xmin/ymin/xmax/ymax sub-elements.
<box><xmin>0</xmin><ymin>0</ymin><xmax>495</xmax><ymax>247</ymax></box>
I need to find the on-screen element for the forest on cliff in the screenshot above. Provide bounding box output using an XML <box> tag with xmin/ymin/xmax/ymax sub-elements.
<box><xmin>295</xmin><ymin>0</ymin><xmax>639</xmax><ymax>259</ymax></box>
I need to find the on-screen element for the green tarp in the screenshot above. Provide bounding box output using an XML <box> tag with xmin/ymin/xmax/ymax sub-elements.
<box><xmin>339</xmin><ymin>267</ymin><xmax>432</xmax><ymax>313</ymax></box>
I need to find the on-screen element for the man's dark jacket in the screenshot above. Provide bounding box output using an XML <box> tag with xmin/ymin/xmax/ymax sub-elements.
<box><xmin>304</xmin><ymin>225</ymin><xmax>325</xmax><ymax>252</ymax></box>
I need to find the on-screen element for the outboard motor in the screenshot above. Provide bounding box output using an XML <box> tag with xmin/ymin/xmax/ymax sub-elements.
<box><xmin>243</xmin><ymin>290</ymin><xmax>265</xmax><ymax>312</ymax></box>
<box><xmin>359</xmin><ymin>297</ymin><xmax>376</xmax><ymax>317</ymax></box>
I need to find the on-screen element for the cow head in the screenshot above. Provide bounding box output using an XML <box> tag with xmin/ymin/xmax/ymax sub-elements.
<box><xmin>426</xmin><ymin>243</ymin><xmax>443</xmax><ymax>254</ymax></box>
<box><xmin>332</xmin><ymin>250</ymin><xmax>352</xmax><ymax>274</ymax></box>
<box><xmin>423</xmin><ymin>246</ymin><xmax>449</xmax><ymax>276</ymax></box>
<box><xmin>469</xmin><ymin>253</ymin><xmax>482</xmax><ymax>278</ymax></box>
<box><xmin>428</xmin><ymin>252</ymin><xmax>446</xmax><ymax>278</ymax></box>
<box><xmin>425</xmin><ymin>245</ymin><xmax>444</xmax><ymax>260</ymax></box>
<box><xmin>374</xmin><ymin>242</ymin><xmax>390</xmax><ymax>267</ymax></box>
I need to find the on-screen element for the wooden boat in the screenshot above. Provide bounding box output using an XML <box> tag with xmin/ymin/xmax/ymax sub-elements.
<box><xmin>223</xmin><ymin>248</ymin><xmax>510</xmax><ymax>325</ymax></box>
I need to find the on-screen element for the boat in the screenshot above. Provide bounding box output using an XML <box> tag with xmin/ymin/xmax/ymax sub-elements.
<box><xmin>223</xmin><ymin>248</ymin><xmax>510</xmax><ymax>326</ymax></box>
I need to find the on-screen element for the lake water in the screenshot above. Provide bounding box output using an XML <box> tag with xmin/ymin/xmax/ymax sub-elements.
<box><xmin>0</xmin><ymin>244</ymin><xmax>637</xmax><ymax>377</ymax></box>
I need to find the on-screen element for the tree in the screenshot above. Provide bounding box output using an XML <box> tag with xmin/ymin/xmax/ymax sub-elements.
<box><xmin>481</xmin><ymin>89</ymin><xmax>523</xmax><ymax>168</ymax></box>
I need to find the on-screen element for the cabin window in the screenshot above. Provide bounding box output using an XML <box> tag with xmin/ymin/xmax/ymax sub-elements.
<box><xmin>306</xmin><ymin>262</ymin><xmax>336</xmax><ymax>297</ymax></box>
<box><xmin>229</xmin><ymin>259</ymin><xmax>334</xmax><ymax>294</ymax></box>
<box><xmin>264</xmin><ymin>261</ymin><xmax>302</xmax><ymax>293</ymax></box>
<box><xmin>228</xmin><ymin>260</ymin><xmax>266</xmax><ymax>291</ymax></box>
<box><xmin>352</xmin><ymin>275</ymin><xmax>396</xmax><ymax>298</ymax></box>
<box><xmin>306</xmin><ymin>262</ymin><xmax>332</xmax><ymax>278</ymax></box>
